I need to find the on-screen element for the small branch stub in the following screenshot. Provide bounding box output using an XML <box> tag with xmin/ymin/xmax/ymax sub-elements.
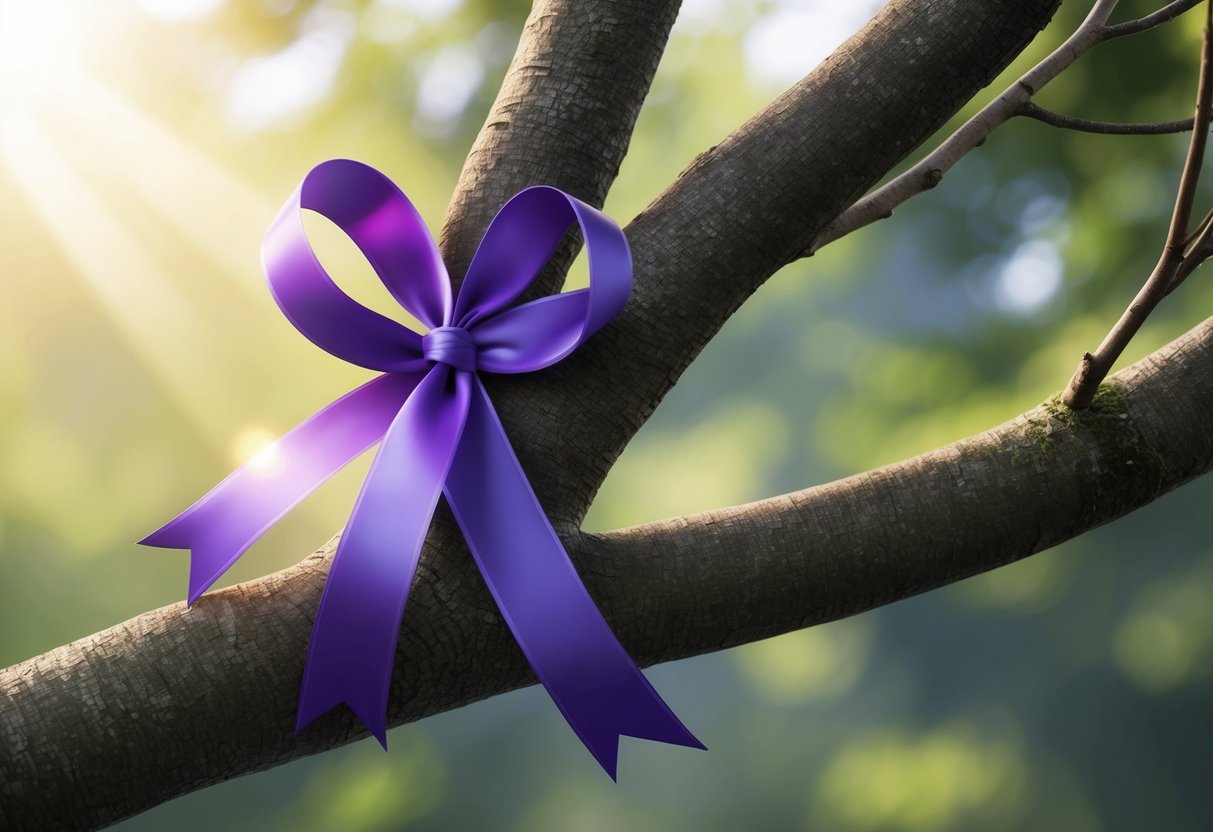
<box><xmin>1062</xmin><ymin>352</ymin><xmax>1102</xmax><ymax>409</ymax></box>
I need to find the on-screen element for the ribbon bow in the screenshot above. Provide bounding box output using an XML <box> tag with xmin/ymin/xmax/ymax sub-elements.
<box><xmin>141</xmin><ymin>159</ymin><xmax>704</xmax><ymax>778</ymax></box>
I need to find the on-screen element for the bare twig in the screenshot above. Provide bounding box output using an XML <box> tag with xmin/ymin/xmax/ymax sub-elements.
<box><xmin>807</xmin><ymin>0</ymin><xmax>1120</xmax><ymax>254</ymax></box>
<box><xmin>1183</xmin><ymin>205</ymin><xmax>1213</xmax><ymax>247</ymax></box>
<box><xmin>1063</xmin><ymin>0</ymin><xmax>1213</xmax><ymax>409</ymax></box>
<box><xmin>1169</xmin><ymin>207</ymin><xmax>1213</xmax><ymax>291</ymax></box>
<box><xmin>1017</xmin><ymin>102</ymin><xmax>1196</xmax><ymax>134</ymax></box>
<box><xmin>808</xmin><ymin>0</ymin><xmax>1205</xmax><ymax>255</ymax></box>
<box><xmin>1102</xmin><ymin>0</ymin><xmax>1203</xmax><ymax>40</ymax></box>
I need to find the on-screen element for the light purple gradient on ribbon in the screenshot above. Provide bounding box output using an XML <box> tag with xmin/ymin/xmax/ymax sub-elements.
<box><xmin>141</xmin><ymin>159</ymin><xmax>704</xmax><ymax>777</ymax></box>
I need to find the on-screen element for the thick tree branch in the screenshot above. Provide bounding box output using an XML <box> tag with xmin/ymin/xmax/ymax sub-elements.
<box><xmin>0</xmin><ymin>0</ymin><xmax>1069</xmax><ymax>828</ymax></box>
<box><xmin>438</xmin><ymin>0</ymin><xmax>681</xmax><ymax>298</ymax></box>
<box><xmin>5</xmin><ymin>313</ymin><xmax>1212</xmax><ymax>830</ymax></box>
<box><xmin>435</xmin><ymin>0</ymin><xmax>681</xmax><ymax>529</ymax></box>
<box><xmin>587</xmin><ymin>316</ymin><xmax>1213</xmax><ymax>664</ymax></box>
<box><xmin>519</xmin><ymin>0</ymin><xmax>1064</xmax><ymax>525</ymax></box>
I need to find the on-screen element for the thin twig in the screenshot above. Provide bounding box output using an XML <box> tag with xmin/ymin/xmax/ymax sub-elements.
<box><xmin>1183</xmin><ymin>205</ymin><xmax>1213</xmax><ymax>247</ymax></box>
<box><xmin>1167</xmin><ymin>205</ymin><xmax>1213</xmax><ymax>291</ymax></box>
<box><xmin>807</xmin><ymin>0</ymin><xmax>1122</xmax><ymax>255</ymax></box>
<box><xmin>807</xmin><ymin>0</ymin><xmax>1206</xmax><ymax>256</ymax></box>
<box><xmin>1102</xmin><ymin>0</ymin><xmax>1203</xmax><ymax>40</ymax></box>
<box><xmin>1063</xmin><ymin>0</ymin><xmax>1213</xmax><ymax>409</ymax></box>
<box><xmin>1017</xmin><ymin>102</ymin><xmax>1196</xmax><ymax>134</ymax></box>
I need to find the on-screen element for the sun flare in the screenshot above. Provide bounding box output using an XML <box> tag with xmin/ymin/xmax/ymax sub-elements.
<box><xmin>230</xmin><ymin>425</ymin><xmax>283</xmax><ymax>475</ymax></box>
<box><xmin>0</xmin><ymin>0</ymin><xmax>83</xmax><ymax>104</ymax></box>
<box><xmin>0</xmin><ymin>0</ymin><xmax>302</xmax><ymax>451</ymax></box>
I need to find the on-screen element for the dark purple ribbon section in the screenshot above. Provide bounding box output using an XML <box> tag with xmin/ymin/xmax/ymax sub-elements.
<box><xmin>140</xmin><ymin>159</ymin><xmax>703</xmax><ymax>777</ymax></box>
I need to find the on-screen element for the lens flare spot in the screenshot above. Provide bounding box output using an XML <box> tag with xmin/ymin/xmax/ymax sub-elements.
<box><xmin>231</xmin><ymin>425</ymin><xmax>282</xmax><ymax>475</ymax></box>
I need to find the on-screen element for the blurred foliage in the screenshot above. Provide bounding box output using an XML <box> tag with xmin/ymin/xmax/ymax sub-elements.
<box><xmin>1</xmin><ymin>0</ymin><xmax>1213</xmax><ymax>829</ymax></box>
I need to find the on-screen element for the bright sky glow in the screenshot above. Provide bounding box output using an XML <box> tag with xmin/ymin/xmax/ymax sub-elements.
<box><xmin>994</xmin><ymin>240</ymin><xmax>1064</xmax><ymax>316</ymax></box>
<box><xmin>375</xmin><ymin>0</ymin><xmax>463</xmax><ymax>21</ymax></box>
<box><xmin>0</xmin><ymin>0</ymin><xmax>82</xmax><ymax>104</ymax></box>
<box><xmin>0</xmin><ymin>2</ymin><xmax>61</xmax><ymax>70</ymax></box>
<box><xmin>135</xmin><ymin>0</ymin><xmax>226</xmax><ymax>22</ymax></box>
<box><xmin>672</xmin><ymin>0</ymin><xmax>727</xmax><ymax>34</ymax></box>
<box><xmin>413</xmin><ymin>46</ymin><xmax>483</xmax><ymax>136</ymax></box>
<box><xmin>225</xmin><ymin>8</ymin><xmax>354</xmax><ymax>131</ymax></box>
<box><xmin>743</xmin><ymin>0</ymin><xmax>885</xmax><ymax>86</ymax></box>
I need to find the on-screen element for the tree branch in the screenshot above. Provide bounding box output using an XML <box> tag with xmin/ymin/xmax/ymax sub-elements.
<box><xmin>1017</xmin><ymin>101</ymin><xmax>1196</xmax><ymax>134</ymax></box>
<box><xmin>1063</xmin><ymin>0</ymin><xmax>1213</xmax><ymax>408</ymax></box>
<box><xmin>0</xmin><ymin>0</ymin><xmax>1069</xmax><ymax>828</ymax></box>
<box><xmin>438</xmin><ymin>0</ymin><xmax>681</xmax><ymax>299</ymax></box>
<box><xmin>525</xmin><ymin>0</ymin><xmax>1064</xmax><ymax>525</ymax></box>
<box><xmin>5</xmin><ymin>313</ymin><xmax>1212</xmax><ymax>830</ymax></box>
<box><xmin>588</xmin><ymin>316</ymin><xmax>1213</xmax><ymax>664</ymax></box>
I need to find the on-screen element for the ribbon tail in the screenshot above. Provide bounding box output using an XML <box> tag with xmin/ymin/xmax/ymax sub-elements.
<box><xmin>445</xmin><ymin>378</ymin><xmax>705</xmax><ymax>779</ymax></box>
<box><xmin>295</xmin><ymin>365</ymin><xmax>471</xmax><ymax>748</ymax></box>
<box><xmin>140</xmin><ymin>372</ymin><xmax>423</xmax><ymax>604</ymax></box>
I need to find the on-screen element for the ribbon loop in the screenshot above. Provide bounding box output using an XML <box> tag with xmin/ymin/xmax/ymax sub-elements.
<box><xmin>453</xmin><ymin>186</ymin><xmax>584</xmax><ymax>329</ymax></box>
<box><xmin>264</xmin><ymin>159</ymin><xmax>449</xmax><ymax>373</ymax></box>
<box><xmin>142</xmin><ymin>160</ymin><xmax>704</xmax><ymax>777</ymax></box>
<box><xmin>299</xmin><ymin>159</ymin><xmax>451</xmax><ymax>329</ymax></box>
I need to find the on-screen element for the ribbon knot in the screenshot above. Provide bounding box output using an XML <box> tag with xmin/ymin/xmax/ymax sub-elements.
<box><xmin>422</xmin><ymin>326</ymin><xmax>477</xmax><ymax>371</ymax></box>
<box><xmin>140</xmin><ymin>159</ymin><xmax>703</xmax><ymax>779</ymax></box>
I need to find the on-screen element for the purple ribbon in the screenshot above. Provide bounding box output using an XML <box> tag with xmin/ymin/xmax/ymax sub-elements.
<box><xmin>140</xmin><ymin>159</ymin><xmax>703</xmax><ymax>777</ymax></box>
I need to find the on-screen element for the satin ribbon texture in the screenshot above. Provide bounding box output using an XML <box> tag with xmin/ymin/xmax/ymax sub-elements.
<box><xmin>140</xmin><ymin>158</ymin><xmax>704</xmax><ymax>778</ymax></box>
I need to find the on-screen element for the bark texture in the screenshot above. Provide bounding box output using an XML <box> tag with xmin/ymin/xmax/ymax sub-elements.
<box><xmin>439</xmin><ymin>0</ymin><xmax>681</xmax><ymax>297</ymax></box>
<box><xmin>0</xmin><ymin>0</ymin><xmax>1123</xmax><ymax>829</ymax></box>
<box><xmin>589</xmin><ymin>320</ymin><xmax>1213</xmax><ymax>660</ymax></box>
<box><xmin>5</xmin><ymin>316</ymin><xmax>1211</xmax><ymax>831</ymax></box>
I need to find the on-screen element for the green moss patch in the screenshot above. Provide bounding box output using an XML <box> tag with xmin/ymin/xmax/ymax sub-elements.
<box><xmin>1016</xmin><ymin>383</ymin><xmax>1167</xmax><ymax>509</ymax></box>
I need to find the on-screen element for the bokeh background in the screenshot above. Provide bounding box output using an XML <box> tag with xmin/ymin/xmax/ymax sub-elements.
<box><xmin>2</xmin><ymin>0</ymin><xmax>1213</xmax><ymax>829</ymax></box>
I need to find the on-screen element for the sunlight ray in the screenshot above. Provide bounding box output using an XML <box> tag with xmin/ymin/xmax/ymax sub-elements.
<box><xmin>33</xmin><ymin>73</ymin><xmax>279</xmax><ymax>298</ymax></box>
<box><xmin>0</xmin><ymin>111</ymin><xmax>238</xmax><ymax>447</ymax></box>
